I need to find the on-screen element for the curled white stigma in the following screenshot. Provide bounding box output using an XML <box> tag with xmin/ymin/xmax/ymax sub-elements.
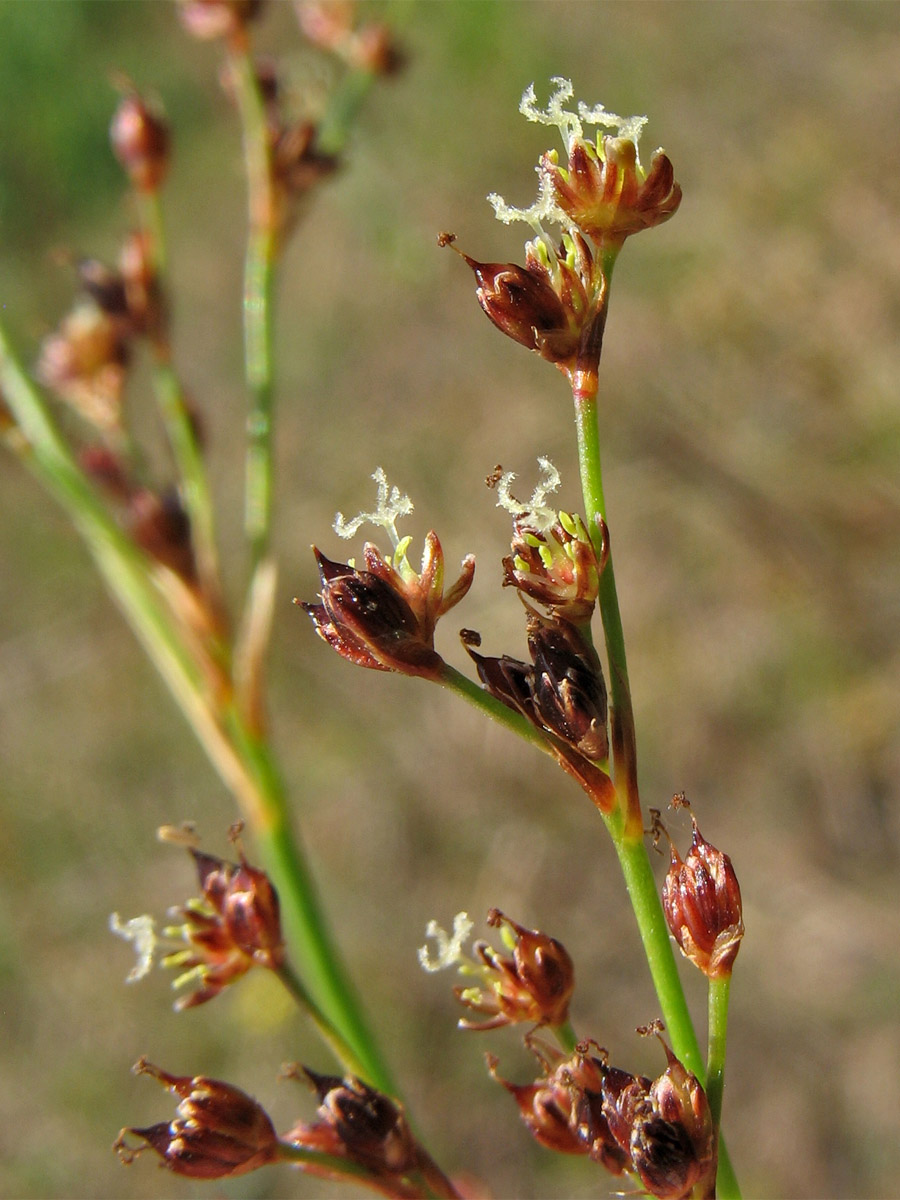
<box><xmin>110</xmin><ymin>912</ymin><xmax>158</xmax><ymax>982</ymax></box>
<box><xmin>489</xmin><ymin>77</ymin><xmax>649</xmax><ymax>229</ymax></box>
<box><xmin>418</xmin><ymin>911</ymin><xmax>474</xmax><ymax>973</ymax></box>
<box><xmin>495</xmin><ymin>456</ymin><xmax>561</xmax><ymax>533</ymax></box>
<box><xmin>334</xmin><ymin>467</ymin><xmax>414</xmax><ymax>552</ymax></box>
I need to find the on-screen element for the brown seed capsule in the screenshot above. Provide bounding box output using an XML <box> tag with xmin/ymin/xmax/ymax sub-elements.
<box><xmin>662</xmin><ymin>816</ymin><xmax>744</xmax><ymax>979</ymax></box>
<box><xmin>115</xmin><ymin>1059</ymin><xmax>278</xmax><ymax>1179</ymax></box>
<box><xmin>528</xmin><ymin>616</ymin><xmax>608</xmax><ymax>761</ymax></box>
<box><xmin>488</xmin><ymin>1044</ymin><xmax>629</xmax><ymax>1175</ymax></box>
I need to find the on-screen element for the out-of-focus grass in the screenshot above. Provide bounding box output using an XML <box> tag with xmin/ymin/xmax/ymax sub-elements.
<box><xmin>2</xmin><ymin>3</ymin><xmax>899</xmax><ymax>1197</ymax></box>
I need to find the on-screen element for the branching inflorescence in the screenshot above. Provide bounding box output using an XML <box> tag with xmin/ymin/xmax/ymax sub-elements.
<box><xmin>1</xmin><ymin>11</ymin><xmax>743</xmax><ymax>1198</ymax></box>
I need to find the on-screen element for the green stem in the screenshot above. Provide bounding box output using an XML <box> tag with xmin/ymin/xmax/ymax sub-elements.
<box><xmin>612</xmin><ymin>832</ymin><xmax>704</xmax><ymax>1077</ymax></box>
<box><xmin>570</xmin><ymin>267</ymin><xmax>741</xmax><ymax>1196</ymax></box>
<box><xmin>229</xmin><ymin>46</ymin><xmax>278</xmax><ymax>574</ymax></box>
<box><xmin>707</xmin><ymin>973</ymin><xmax>732</xmax><ymax>1142</ymax></box>
<box><xmin>228</xmin><ymin>716</ymin><xmax>395</xmax><ymax>1094</ymax></box>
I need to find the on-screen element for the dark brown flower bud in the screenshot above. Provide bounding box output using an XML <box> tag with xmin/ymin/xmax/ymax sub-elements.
<box><xmin>600</xmin><ymin>1064</ymin><xmax>653</xmax><ymax>1154</ymax></box>
<box><xmin>528</xmin><ymin>617</ymin><xmax>608</xmax><ymax>761</ymax></box>
<box><xmin>110</xmin><ymin>91</ymin><xmax>170</xmax><ymax>193</ymax></box>
<box><xmin>662</xmin><ymin>815</ymin><xmax>744</xmax><ymax>979</ymax></box>
<box><xmin>297</xmin><ymin>2</ymin><xmax>404</xmax><ymax>75</ymax></box>
<box><xmin>285</xmin><ymin>1069</ymin><xmax>417</xmax><ymax>1177</ymax></box>
<box><xmin>301</xmin><ymin>550</ymin><xmax>442</xmax><ymax>677</ymax></box>
<box><xmin>76</xmin><ymin>258</ymin><xmax>129</xmax><ymax>321</ymax></box>
<box><xmin>115</xmin><ymin>1059</ymin><xmax>278</xmax><ymax>1179</ymax></box>
<box><xmin>599</xmin><ymin>1037</ymin><xmax>715</xmax><ymax>1200</ymax></box>
<box><xmin>161</xmin><ymin>838</ymin><xmax>284</xmax><ymax>1008</ymax></box>
<box><xmin>464</xmin><ymin>624</ymin><xmax>616</xmax><ymax>812</ymax></box>
<box><xmin>455</xmin><ymin>249</ymin><xmax>581</xmax><ymax>364</ymax></box>
<box><xmin>487</xmin><ymin>1054</ymin><xmax>588</xmax><ymax>1157</ymax></box>
<box><xmin>455</xmin><ymin>908</ymin><xmax>574</xmax><ymax>1031</ymax></box>
<box><xmin>300</xmin><ymin>536</ymin><xmax>473</xmax><ymax>679</ymax></box>
<box><xmin>488</xmin><ymin>1045</ymin><xmax>629</xmax><ymax>1175</ymax></box>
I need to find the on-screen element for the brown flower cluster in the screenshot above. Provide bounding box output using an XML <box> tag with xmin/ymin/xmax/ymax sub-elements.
<box><xmin>463</xmin><ymin>484</ymin><xmax>614</xmax><ymax>811</ymax></box>
<box><xmin>490</xmin><ymin>1034</ymin><xmax>715</xmax><ymax>1200</ymax></box>
<box><xmin>118</xmin><ymin>1059</ymin><xmax>455</xmax><ymax>1195</ymax></box>
<box><xmin>449</xmin><ymin>79</ymin><xmax>680</xmax><ymax>378</ymax></box>
<box><xmin>452</xmin><ymin>909</ymin><xmax>575</xmax><ymax>1033</ymax></box>
<box><xmin>301</xmin><ymin>528</ymin><xmax>474</xmax><ymax>680</ymax></box>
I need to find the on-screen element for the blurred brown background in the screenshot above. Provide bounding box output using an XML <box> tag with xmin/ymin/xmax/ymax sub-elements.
<box><xmin>1</xmin><ymin>2</ymin><xmax>899</xmax><ymax>1197</ymax></box>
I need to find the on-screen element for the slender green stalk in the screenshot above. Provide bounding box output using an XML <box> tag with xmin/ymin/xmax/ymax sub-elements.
<box><xmin>276</xmin><ymin>958</ymin><xmax>381</xmax><ymax>1086</ymax></box>
<box><xmin>229</xmin><ymin>46</ymin><xmax>278</xmax><ymax>572</ymax></box>
<box><xmin>706</xmin><ymin>973</ymin><xmax>732</xmax><ymax>1135</ymax></box>
<box><xmin>571</xmin><ymin>306</ymin><xmax>741</xmax><ymax>1197</ymax></box>
<box><xmin>227</xmin><ymin>715</ymin><xmax>394</xmax><ymax>1094</ymax></box>
<box><xmin>612</xmin><ymin>833</ymin><xmax>705</xmax><ymax>1078</ymax></box>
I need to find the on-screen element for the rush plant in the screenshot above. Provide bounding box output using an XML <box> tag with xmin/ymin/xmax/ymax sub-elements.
<box><xmin>1</xmin><ymin>6</ymin><xmax>743</xmax><ymax>1198</ymax></box>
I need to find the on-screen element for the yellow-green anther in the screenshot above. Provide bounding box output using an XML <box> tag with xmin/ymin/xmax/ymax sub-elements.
<box><xmin>559</xmin><ymin>510</ymin><xmax>578</xmax><ymax>536</ymax></box>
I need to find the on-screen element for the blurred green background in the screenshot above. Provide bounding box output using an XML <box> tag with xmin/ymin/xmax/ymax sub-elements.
<box><xmin>2</xmin><ymin>2</ymin><xmax>899</xmax><ymax>1197</ymax></box>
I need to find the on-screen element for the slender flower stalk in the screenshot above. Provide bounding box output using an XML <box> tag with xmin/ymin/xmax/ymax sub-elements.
<box><xmin>228</xmin><ymin>42</ymin><xmax>278</xmax><ymax>573</ymax></box>
<box><xmin>706</xmin><ymin>973</ymin><xmax>731</xmax><ymax>1135</ymax></box>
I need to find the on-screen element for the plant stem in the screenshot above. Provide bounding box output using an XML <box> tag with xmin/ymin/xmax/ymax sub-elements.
<box><xmin>229</xmin><ymin>45</ymin><xmax>278</xmax><ymax>573</ymax></box>
<box><xmin>569</xmin><ymin>279</ymin><xmax>741</xmax><ymax>1197</ymax></box>
<box><xmin>707</xmin><ymin>973</ymin><xmax>731</xmax><ymax>1136</ymax></box>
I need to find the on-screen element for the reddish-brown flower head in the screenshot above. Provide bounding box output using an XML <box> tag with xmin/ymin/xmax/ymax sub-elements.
<box><xmin>115</xmin><ymin>1059</ymin><xmax>278</xmax><ymax>1179</ymax></box>
<box><xmin>162</xmin><ymin>840</ymin><xmax>284</xmax><ymax>1007</ymax></box>
<box><xmin>662</xmin><ymin>814</ymin><xmax>744</xmax><ymax>979</ymax></box>
<box><xmin>503</xmin><ymin>510</ymin><xmax>604</xmax><ymax>624</ymax></box>
<box><xmin>489</xmin><ymin>1044</ymin><xmax>629</xmax><ymax>1176</ymax></box>
<box><xmin>301</xmin><ymin>526</ymin><xmax>473</xmax><ymax>680</ymax></box>
<box><xmin>488</xmin><ymin>80</ymin><xmax>681</xmax><ymax>256</ymax></box>
<box><xmin>542</xmin><ymin>136</ymin><xmax>681</xmax><ymax>251</ymax></box>
<box><xmin>455</xmin><ymin>908</ymin><xmax>575</xmax><ymax>1032</ymax></box>
<box><xmin>599</xmin><ymin>1036</ymin><xmax>715</xmax><ymax>1200</ymax></box>
<box><xmin>284</xmin><ymin>1068</ymin><xmax>418</xmax><ymax>1179</ymax></box>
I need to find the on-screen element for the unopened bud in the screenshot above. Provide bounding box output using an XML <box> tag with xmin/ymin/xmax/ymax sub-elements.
<box><xmin>528</xmin><ymin>617</ymin><xmax>608</xmax><ymax>761</ymax></box>
<box><xmin>115</xmin><ymin>1059</ymin><xmax>278</xmax><ymax>1179</ymax></box>
<box><xmin>662</xmin><ymin>814</ymin><xmax>744</xmax><ymax>979</ymax></box>
<box><xmin>177</xmin><ymin>0</ymin><xmax>264</xmax><ymax>41</ymax></box>
<box><xmin>285</xmin><ymin>1069</ymin><xmax>417</xmax><ymax>1176</ymax></box>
